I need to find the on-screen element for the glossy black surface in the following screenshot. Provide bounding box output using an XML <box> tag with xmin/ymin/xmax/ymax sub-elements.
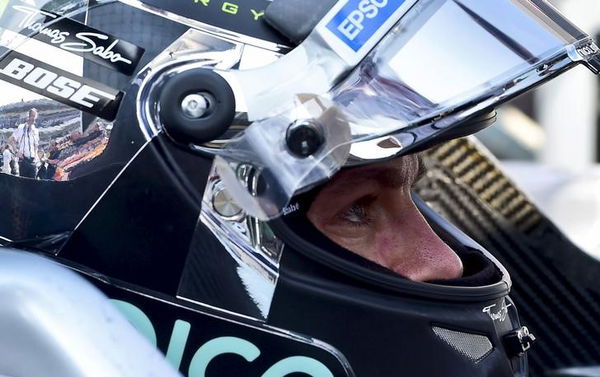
<box><xmin>71</xmin><ymin>263</ymin><xmax>354</xmax><ymax>377</ymax></box>
<box><xmin>60</xmin><ymin>134</ymin><xmax>210</xmax><ymax>295</ymax></box>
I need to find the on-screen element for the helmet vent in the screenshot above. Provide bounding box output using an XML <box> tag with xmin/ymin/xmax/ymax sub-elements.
<box><xmin>432</xmin><ymin>326</ymin><xmax>493</xmax><ymax>363</ymax></box>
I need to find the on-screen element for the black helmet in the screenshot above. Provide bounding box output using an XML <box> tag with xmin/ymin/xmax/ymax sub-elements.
<box><xmin>0</xmin><ymin>0</ymin><xmax>598</xmax><ymax>376</ymax></box>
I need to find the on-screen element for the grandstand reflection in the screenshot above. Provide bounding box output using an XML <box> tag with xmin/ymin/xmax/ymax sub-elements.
<box><xmin>0</xmin><ymin>98</ymin><xmax>111</xmax><ymax>180</ymax></box>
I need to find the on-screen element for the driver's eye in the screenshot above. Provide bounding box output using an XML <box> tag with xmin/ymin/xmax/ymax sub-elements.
<box><xmin>343</xmin><ymin>204</ymin><xmax>368</xmax><ymax>225</ymax></box>
<box><xmin>339</xmin><ymin>196</ymin><xmax>376</xmax><ymax>227</ymax></box>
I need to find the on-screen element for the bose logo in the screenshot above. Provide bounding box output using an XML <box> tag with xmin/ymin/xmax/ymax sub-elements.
<box><xmin>338</xmin><ymin>0</ymin><xmax>388</xmax><ymax>41</ymax></box>
<box><xmin>0</xmin><ymin>57</ymin><xmax>115</xmax><ymax>108</ymax></box>
<box><xmin>0</xmin><ymin>52</ymin><xmax>122</xmax><ymax>120</ymax></box>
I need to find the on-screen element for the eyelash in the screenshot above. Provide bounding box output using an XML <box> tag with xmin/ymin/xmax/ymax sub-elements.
<box><xmin>343</xmin><ymin>204</ymin><xmax>368</xmax><ymax>224</ymax></box>
<box><xmin>414</xmin><ymin>154</ymin><xmax>427</xmax><ymax>183</ymax></box>
<box><xmin>340</xmin><ymin>198</ymin><xmax>374</xmax><ymax>227</ymax></box>
<box><xmin>338</xmin><ymin>158</ymin><xmax>426</xmax><ymax>227</ymax></box>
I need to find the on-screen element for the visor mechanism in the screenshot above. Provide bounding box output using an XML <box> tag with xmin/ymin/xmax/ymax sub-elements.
<box><xmin>159</xmin><ymin>0</ymin><xmax>600</xmax><ymax>221</ymax></box>
<box><xmin>286</xmin><ymin>119</ymin><xmax>325</xmax><ymax>158</ymax></box>
<box><xmin>159</xmin><ymin>68</ymin><xmax>236</xmax><ymax>145</ymax></box>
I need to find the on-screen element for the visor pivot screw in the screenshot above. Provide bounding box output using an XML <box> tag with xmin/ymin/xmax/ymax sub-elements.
<box><xmin>181</xmin><ymin>93</ymin><xmax>211</xmax><ymax>119</ymax></box>
<box><xmin>286</xmin><ymin>120</ymin><xmax>324</xmax><ymax>158</ymax></box>
<box><xmin>159</xmin><ymin>68</ymin><xmax>235</xmax><ymax>144</ymax></box>
<box><xmin>212</xmin><ymin>187</ymin><xmax>243</xmax><ymax>218</ymax></box>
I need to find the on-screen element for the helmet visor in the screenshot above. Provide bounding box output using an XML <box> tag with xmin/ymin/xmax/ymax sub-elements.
<box><xmin>215</xmin><ymin>0</ymin><xmax>600</xmax><ymax>220</ymax></box>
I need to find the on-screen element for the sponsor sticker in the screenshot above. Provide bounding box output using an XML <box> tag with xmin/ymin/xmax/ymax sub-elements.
<box><xmin>140</xmin><ymin>0</ymin><xmax>288</xmax><ymax>46</ymax></box>
<box><xmin>326</xmin><ymin>0</ymin><xmax>406</xmax><ymax>52</ymax></box>
<box><xmin>577</xmin><ymin>42</ymin><xmax>600</xmax><ymax>57</ymax></box>
<box><xmin>0</xmin><ymin>51</ymin><xmax>123</xmax><ymax>120</ymax></box>
<box><xmin>2</xmin><ymin>4</ymin><xmax>144</xmax><ymax>75</ymax></box>
<box><xmin>482</xmin><ymin>301</ymin><xmax>512</xmax><ymax>322</ymax></box>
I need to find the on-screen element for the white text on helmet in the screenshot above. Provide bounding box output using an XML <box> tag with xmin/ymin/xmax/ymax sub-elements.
<box><xmin>337</xmin><ymin>0</ymin><xmax>389</xmax><ymax>41</ymax></box>
<box><xmin>0</xmin><ymin>57</ymin><xmax>116</xmax><ymax>108</ymax></box>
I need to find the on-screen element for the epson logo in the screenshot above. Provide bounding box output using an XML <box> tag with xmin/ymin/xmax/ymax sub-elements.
<box><xmin>0</xmin><ymin>52</ymin><xmax>122</xmax><ymax>120</ymax></box>
<box><xmin>337</xmin><ymin>0</ymin><xmax>388</xmax><ymax>41</ymax></box>
<box><xmin>326</xmin><ymin>0</ymin><xmax>406</xmax><ymax>52</ymax></box>
<box><xmin>0</xmin><ymin>57</ymin><xmax>115</xmax><ymax>108</ymax></box>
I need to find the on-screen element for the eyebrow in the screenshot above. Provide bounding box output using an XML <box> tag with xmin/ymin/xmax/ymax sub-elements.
<box><xmin>329</xmin><ymin>156</ymin><xmax>422</xmax><ymax>195</ymax></box>
<box><xmin>414</xmin><ymin>154</ymin><xmax>426</xmax><ymax>182</ymax></box>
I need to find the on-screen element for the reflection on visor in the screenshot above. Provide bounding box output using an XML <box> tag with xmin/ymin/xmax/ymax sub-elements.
<box><xmin>216</xmin><ymin>0</ymin><xmax>600</xmax><ymax>220</ymax></box>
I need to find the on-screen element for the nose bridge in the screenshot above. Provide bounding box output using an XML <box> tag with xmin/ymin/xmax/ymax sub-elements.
<box><xmin>387</xmin><ymin>198</ymin><xmax>464</xmax><ymax>282</ymax></box>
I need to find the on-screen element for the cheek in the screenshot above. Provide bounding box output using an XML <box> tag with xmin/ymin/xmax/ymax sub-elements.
<box><xmin>342</xmin><ymin>239</ymin><xmax>376</xmax><ymax>260</ymax></box>
<box><xmin>338</xmin><ymin>226</ymin><xmax>413</xmax><ymax>269</ymax></box>
<box><xmin>368</xmin><ymin>225</ymin><xmax>408</xmax><ymax>262</ymax></box>
<box><xmin>307</xmin><ymin>218</ymin><xmax>381</xmax><ymax>264</ymax></box>
<box><xmin>373</xmin><ymin>232</ymin><xmax>399</xmax><ymax>253</ymax></box>
<box><xmin>318</xmin><ymin>227</ymin><xmax>377</xmax><ymax>260</ymax></box>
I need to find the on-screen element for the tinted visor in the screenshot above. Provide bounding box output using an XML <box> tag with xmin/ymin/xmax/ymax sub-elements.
<box><xmin>215</xmin><ymin>0</ymin><xmax>600</xmax><ymax>220</ymax></box>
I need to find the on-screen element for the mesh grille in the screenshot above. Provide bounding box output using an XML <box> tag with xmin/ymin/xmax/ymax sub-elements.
<box><xmin>432</xmin><ymin>326</ymin><xmax>493</xmax><ymax>363</ymax></box>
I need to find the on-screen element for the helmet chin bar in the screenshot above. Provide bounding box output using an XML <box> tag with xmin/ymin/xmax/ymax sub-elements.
<box><xmin>194</xmin><ymin>176</ymin><xmax>536</xmax><ymax>376</ymax></box>
<box><xmin>194</xmin><ymin>161</ymin><xmax>517</xmax><ymax>312</ymax></box>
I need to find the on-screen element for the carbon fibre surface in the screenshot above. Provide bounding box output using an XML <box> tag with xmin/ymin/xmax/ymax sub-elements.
<box><xmin>414</xmin><ymin>138</ymin><xmax>600</xmax><ymax>377</ymax></box>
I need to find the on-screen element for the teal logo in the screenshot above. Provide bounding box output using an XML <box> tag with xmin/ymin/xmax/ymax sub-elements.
<box><xmin>112</xmin><ymin>299</ymin><xmax>334</xmax><ymax>377</ymax></box>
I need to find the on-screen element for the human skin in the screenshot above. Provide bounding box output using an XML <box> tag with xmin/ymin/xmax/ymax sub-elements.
<box><xmin>8</xmin><ymin>109</ymin><xmax>38</xmax><ymax>159</ymax></box>
<box><xmin>27</xmin><ymin>109</ymin><xmax>37</xmax><ymax>127</ymax></box>
<box><xmin>307</xmin><ymin>154</ymin><xmax>463</xmax><ymax>282</ymax></box>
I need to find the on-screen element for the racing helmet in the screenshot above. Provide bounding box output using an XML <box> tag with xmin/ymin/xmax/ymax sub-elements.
<box><xmin>0</xmin><ymin>0</ymin><xmax>598</xmax><ymax>376</ymax></box>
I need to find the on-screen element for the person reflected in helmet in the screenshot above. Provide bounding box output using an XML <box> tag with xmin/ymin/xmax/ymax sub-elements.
<box><xmin>307</xmin><ymin>153</ymin><xmax>464</xmax><ymax>282</ymax></box>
